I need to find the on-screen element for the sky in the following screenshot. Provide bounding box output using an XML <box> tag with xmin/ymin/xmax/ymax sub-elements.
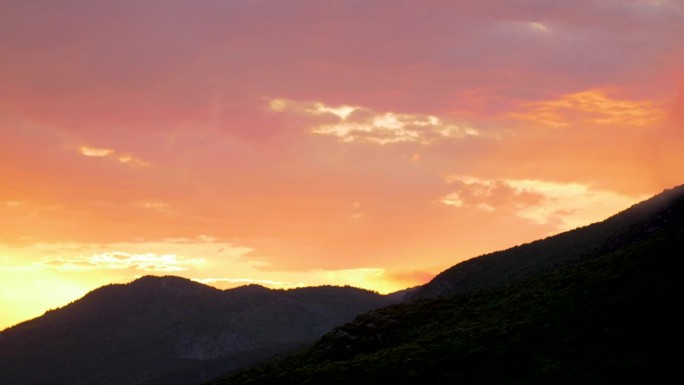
<box><xmin>1</xmin><ymin>0</ymin><xmax>683</xmax><ymax>329</ymax></box>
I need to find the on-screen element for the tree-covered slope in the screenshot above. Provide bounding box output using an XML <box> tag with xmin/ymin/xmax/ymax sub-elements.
<box><xmin>412</xmin><ymin>184</ymin><xmax>684</xmax><ymax>299</ymax></box>
<box><xmin>0</xmin><ymin>277</ymin><xmax>395</xmax><ymax>385</ymax></box>
<box><xmin>210</xmin><ymin>185</ymin><xmax>684</xmax><ymax>384</ymax></box>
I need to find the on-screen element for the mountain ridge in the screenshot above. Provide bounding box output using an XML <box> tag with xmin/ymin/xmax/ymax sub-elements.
<box><xmin>0</xmin><ymin>276</ymin><xmax>398</xmax><ymax>385</ymax></box>
<box><xmin>411</xmin><ymin>184</ymin><xmax>684</xmax><ymax>299</ymax></box>
<box><xmin>4</xmin><ymin>184</ymin><xmax>684</xmax><ymax>384</ymax></box>
<box><xmin>209</xmin><ymin>183</ymin><xmax>684</xmax><ymax>384</ymax></box>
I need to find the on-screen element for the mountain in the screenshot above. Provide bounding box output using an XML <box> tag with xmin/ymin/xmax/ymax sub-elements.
<box><xmin>0</xmin><ymin>276</ymin><xmax>397</xmax><ymax>385</ymax></box>
<box><xmin>209</xmin><ymin>184</ymin><xmax>684</xmax><ymax>384</ymax></box>
<box><xmin>411</xmin><ymin>183</ymin><xmax>684</xmax><ymax>300</ymax></box>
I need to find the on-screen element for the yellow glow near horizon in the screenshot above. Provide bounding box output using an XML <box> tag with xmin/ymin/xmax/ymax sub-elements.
<box><xmin>0</xmin><ymin>261</ymin><xmax>96</xmax><ymax>329</ymax></box>
<box><xmin>0</xmin><ymin>240</ymin><xmax>429</xmax><ymax>329</ymax></box>
<box><xmin>0</xmin><ymin>269</ymin><xmax>416</xmax><ymax>329</ymax></box>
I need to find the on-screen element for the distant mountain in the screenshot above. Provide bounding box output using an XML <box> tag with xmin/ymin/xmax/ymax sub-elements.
<box><xmin>210</xmin><ymin>184</ymin><xmax>684</xmax><ymax>384</ymax></box>
<box><xmin>0</xmin><ymin>276</ymin><xmax>396</xmax><ymax>385</ymax></box>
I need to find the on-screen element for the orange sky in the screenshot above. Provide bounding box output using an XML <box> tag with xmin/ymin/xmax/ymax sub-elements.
<box><xmin>1</xmin><ymin>0</ymin><xmax>683</xmax><ymax>329</ymax></box>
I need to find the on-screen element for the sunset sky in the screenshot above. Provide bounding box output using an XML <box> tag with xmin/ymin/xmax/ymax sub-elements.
<box><xmin>1</xmin><ymin>0</ymin><xmax>683</xmax><ymax>329</ymax></box>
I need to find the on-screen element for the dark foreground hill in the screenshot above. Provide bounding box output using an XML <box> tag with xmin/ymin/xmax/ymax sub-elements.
<box><xmin>412</xmin><ymin>182</ymin><xmax>684</xmax><ymax>300</ymax></box>
<box><xmin>210</xmin><ymin>184</ymin><xmax>684</xmax><ymax>384</ymax></box>
<box><xmin>0</xmin><ymin>277</ymin><xmax>396</xmax><ymax>385</ymax></box>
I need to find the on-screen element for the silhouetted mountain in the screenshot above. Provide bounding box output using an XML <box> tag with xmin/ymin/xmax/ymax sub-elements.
<box><xmin>411</xmin><ymin>184</ymin><xmax>684</xmax><ymax>300</ymax></box>
<box><xmin>209</xmin><ymin>184</ymin><xmax>684</xmax><ymax>384</ymax></box>
<box><xmin>383</xmin><ymin>285</ymin><xmax>421</xmax><ymax>303</ymax></box>
<box><xmin>0</xmin><ymin>276</ymin><xmax>396</xmax><ymax>385</ymax></box>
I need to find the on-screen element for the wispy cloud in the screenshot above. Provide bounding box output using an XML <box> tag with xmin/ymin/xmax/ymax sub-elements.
<box><xmin>527</xmin><ymin>22</ymin><xmax>549</xmax><ymax>33</ymax></box>
<box><xmin>78</xmin><ymin>146</ymin><xmax>150</xmax><ymax>166</ymax></box>
<box><xmin>79</xmin><ymin>146</ymin><xmax>114</xmax><ymax>157</ymax></box>
<box><xmin>269</xmin><ymin>98</ymin><xmax>479</xmax><ymax>144</ymax></box>
<box><xmin>35</xmin><ymin>252</ymin><xmax>204</xmax><ymax>272</ymax></box>
<box><xmin>3</xmin><ymin>237</ymin><xmax>254</xmax><ymax>274</ymax></box>
<box><xmin>441</xmin><ymin>176</ymin><xmax>646</xmax><ymax>230</ymax></box>
<box><xmin>117</xmin><ymin>154</ymin><xmax>150</xmax><ymax>167</ymax></box>
<box><xmin>511</xmin><ymin>90</ymin><xmax>665</xmax><ymax>127</ymax></box>
<box><xmin>134</xmin><ymin>201</ymin><xmax>173</xmax><ymax>214</ymax></box>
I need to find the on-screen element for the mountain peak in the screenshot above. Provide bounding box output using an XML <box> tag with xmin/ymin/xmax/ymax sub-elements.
<box><xmin>0</xmin><ymin>277</ymin><xmax>394</xmax><ymax>385</ymax></box>
<box><xmin>112</xmin><ymin>275</ymin><xmax>221</xmax><ymax>300</ymax></box>
<box><xmin>129</xmin><ymin>274</ymin><xmax>202</xmax><ymax>288</ymax></box>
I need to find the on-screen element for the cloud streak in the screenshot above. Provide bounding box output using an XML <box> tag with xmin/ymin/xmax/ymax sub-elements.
<box><xmin>441</xmin><ymin>176</ymin><xmax>646</xmax><ymax>230</ymax></box>
<box><xmin>36</xmin><ymin>252</ymin><xmax>204</xmax><ymax>272</ymax></box>
<box><xmin>79</xmin><ymin>146</ymin><xmax>150</xmax><ymax>166</ymax></box>
<box><xmin>511</xmin><ymin>90</ymin><xmax>666</xmax><ymax>127</ymax></box>
<box><xmin>269</xmin><ymin>98</ymin><xmax>479</xmax><ymax>144</ymax></box>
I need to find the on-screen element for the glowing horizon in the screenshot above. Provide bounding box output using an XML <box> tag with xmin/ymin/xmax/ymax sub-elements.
<box><xmin>1</xmin><ymin>0</ymin><xmax>683</xmax><ymax>329</ymax></box>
